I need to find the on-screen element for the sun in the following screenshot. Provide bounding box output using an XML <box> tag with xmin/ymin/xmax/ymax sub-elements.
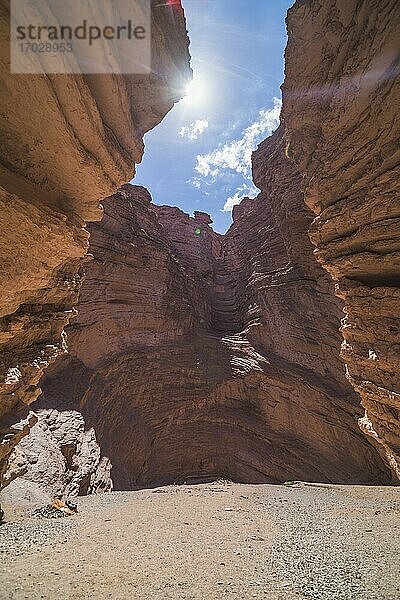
<box><xmin>183</xmin><ymin>77</ymin><xmax>208</xmax><ymax>106</ymax></box>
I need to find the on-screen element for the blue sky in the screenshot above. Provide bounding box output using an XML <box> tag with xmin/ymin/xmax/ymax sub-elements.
<box><xmin>133</xmin><ymin>0</ymin><xmax>293</xmax><ymax>233</ymax></box>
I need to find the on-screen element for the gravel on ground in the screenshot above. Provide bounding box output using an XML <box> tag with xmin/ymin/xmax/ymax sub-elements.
<box><xmin>0</xmin><ymin>481</ymin><xmax>399</xmax><ymax>599</ymax></box>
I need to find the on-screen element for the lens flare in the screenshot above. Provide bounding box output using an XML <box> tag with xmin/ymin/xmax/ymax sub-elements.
<box><xmin>166</xmin><ymin>0</ymin><xmax>183</xmax><ymax>13</ymax></box>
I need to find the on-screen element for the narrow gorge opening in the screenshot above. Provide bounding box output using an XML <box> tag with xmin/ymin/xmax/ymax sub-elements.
<box><xmin>1</xmin><ymin>1</ymin><xmax>399</xmax><ymax>596</ymax></box>
<box><xmin>33</xmin><ymin>131</ymin><xmax>392</xmax><ymax>489</ymax></box>
<box><xmin>1</xmin><ymin>0</ymin><xmax>398</xmax><ymax>513</ymax></box>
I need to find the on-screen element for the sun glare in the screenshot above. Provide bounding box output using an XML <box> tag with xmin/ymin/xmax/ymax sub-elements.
<box><xmin>183</xmin><ymin>77</ymin><xmax>208</xmax><ymax>106</ymax></box>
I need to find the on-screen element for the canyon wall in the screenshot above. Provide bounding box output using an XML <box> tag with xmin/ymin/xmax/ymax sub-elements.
<box><xmin>30</xmin><ymin>147</ymin><xmax>391</xmax><ymax>493</ymax></box>
<box><xmin>3</xmin><ymin>0</ymin><xmax>397</xmax><ymax>500</ymax></box>
<box><xmin>0</xmin><ymin>0</ymin><xmax>191</xmax><ymax>497</ymax></box>
<box><xmin>281</xmin><ymin>0</ymin><xmax>400</xmax><ymax>479</ymax></box>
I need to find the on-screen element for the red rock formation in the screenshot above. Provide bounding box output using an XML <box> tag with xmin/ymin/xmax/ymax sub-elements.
<box><xmin>0</xmin><ymin>0</ymin><xmax>191</xmax><ymax>494</ymax></box>
<box><xmin>36</xmin><ymin>172</ymin><xmax>392</xmax><ymax>490</ymax></box>
<box><xmin>281</xmin><ymin>0</ymin><xmax>400</xmax><ymax>479</ymax></box>
<box><xmin>6</xmin><ymin>0</ymin><xmax>397</xmax><ymax>493</ymax></box>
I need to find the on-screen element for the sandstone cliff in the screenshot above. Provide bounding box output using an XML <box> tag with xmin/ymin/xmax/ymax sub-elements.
<box><xmin>281</xmin><ymin>0</ymin><xmax>400</xmax><ymax>479</ymax></box>
<box><xmin>3</xmin><ymin>0</ymin><xmax>397</xmax><ymax>498</ymax></box>
<box><xmin>34</xmin><ymin>170</ymin><xmax>391</xmax><ymax>491</ymax></box>
<box><xmin>0</xmin><ymin>0</ymin><xmax>191</xmax><ymax>495</ymax></box>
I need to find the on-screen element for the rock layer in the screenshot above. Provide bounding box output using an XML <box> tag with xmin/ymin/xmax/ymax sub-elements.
<box><xmin>0</xmin><ymin>1</ymin><xmax>191</xmax><ymax>493</ymax></box>
<box><xmin>281</xmin><ymin>0</ymin><xmax>400</xmax><ymax>479</ymax></box>
<box><xmin>36</xmin><ymin>170</ymin><xmax>392</xmax><ymax>490</ymax></box>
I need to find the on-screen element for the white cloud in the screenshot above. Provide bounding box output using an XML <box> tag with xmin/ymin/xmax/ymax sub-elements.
<box><xmin>223</xmin><ymin>183</ymin><xmax>259</xmax><ymax>212</ymax></box>
<box><xmin>195</xmin><ymin>97</ymin><xmax>281</xmax><ymax>178</ymax></box>
<box><xmin>178</xmin><ymin>119</ymin><xmax>209</xmax><ymax>140</ymax></box>
<box><xmin>223</xmin><ymin>192</ymin><xmax>243</xmax><ymax>212</ymax></box>
<box><xmin>189</xmin><ymin>177</ymin><xmax>201</xmax><ymax>189</ymax></box>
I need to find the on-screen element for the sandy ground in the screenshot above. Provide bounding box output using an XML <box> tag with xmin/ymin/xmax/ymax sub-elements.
<box><xmin>0</xmin><ymin>481</ymin><xmax>399</xmax><ymax>599</ymax></box>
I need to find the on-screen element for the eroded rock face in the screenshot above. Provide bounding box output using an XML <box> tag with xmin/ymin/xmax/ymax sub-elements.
<box><xmin>281</xmin><ymin>0</ymin><xmax>400</xmax><ymax>479</ymax></box>
<box><xmin>0</xmin><ymin>1</ymin><xmax>191</xmax><ymax>493</ymax></box>
<box><xmin>36</xmin><ymin>174</ymin><xmax>392</xmax><ymax>489</ymax></box>
<box><xmin>2</xmin><ymin>409</ymin><xmax>112</xmax><ymax>506</ymax></box>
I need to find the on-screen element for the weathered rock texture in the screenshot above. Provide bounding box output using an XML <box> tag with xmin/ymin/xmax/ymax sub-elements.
<box><xmin>281</xmin><ymin>0</ymin><xmax>400</xmax><ymax>479</ymax></box>
<box><xmin>0</xmin><ymin>1</ymin><xmax>191</xmax><ymax>494</ymax></box>
<box><xmin>36</xmin><ymin>173</ymin><xmax>392</xmax><ymax>489</ymax></box>
<box><xmin>3</xmin><ymin>409</ymin><xmax>112</xmax><ymax>506</ymax></box>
